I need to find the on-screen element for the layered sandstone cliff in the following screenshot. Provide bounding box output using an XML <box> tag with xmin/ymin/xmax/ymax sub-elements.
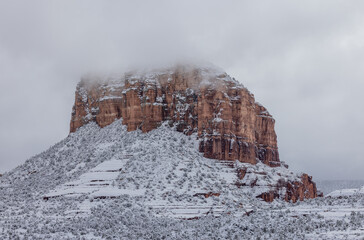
<box><xmin>70</xmin><ymin>64</ymin><xmax>317</xmax><ymax>202</ymax></box>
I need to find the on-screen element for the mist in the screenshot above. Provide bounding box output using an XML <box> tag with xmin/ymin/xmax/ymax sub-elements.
<box><xmin>0</xmin><ymin>0</ymin><xmax>363</xmax><ymax>180</ymax></box>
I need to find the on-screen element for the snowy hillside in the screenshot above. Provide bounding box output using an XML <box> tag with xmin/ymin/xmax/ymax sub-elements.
<box><xmin>326</xmin><ymin>186</ymin><xmax>364</xmax><ymax>198</ymax></box>
<box><xmin>317</xmin><ymin>180</ymin><xmax>364</xmax><ymax>195</ymax></box>
<box><xmin>2</xmin><ymin>119</ymin><xmax>299</xmax><ymax>218</ymax></box>
<box><xmin>1</xmin><ymin>120</ymin><xmax>364</xmax><ymax>239</ymax></box>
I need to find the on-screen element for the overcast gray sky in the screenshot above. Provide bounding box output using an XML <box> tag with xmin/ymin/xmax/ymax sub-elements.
<box><xmin>0</xmin><ymin>0</ymin><xmax>363</xmax><ymax>180</ymax></box>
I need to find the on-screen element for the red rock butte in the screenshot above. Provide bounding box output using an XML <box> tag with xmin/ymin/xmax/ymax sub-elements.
<box><xmin>70</xmin><ymin>63</ymin><xmax>317</xmax><ymax>202</ymax></box>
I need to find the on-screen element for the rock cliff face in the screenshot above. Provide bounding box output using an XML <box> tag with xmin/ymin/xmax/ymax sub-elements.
<box><xmin>71</xmin><ymin>65</ymin><xmax>279</xmax><ymax>166</ymax></box>
<box><xmin>70</xmin><ymin>64</ymin><xmax>317</xmax><ymax>202</ymax></box>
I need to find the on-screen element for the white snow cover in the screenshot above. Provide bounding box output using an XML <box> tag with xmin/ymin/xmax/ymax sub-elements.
<box><xmin>326</xmin><ymin>186</ymin><xmax>364</xmax><ymax>198</ymax></box>
<box><xmin>0</xmin><ymin>119</ymin><xmax>363</xmax><ymax>239</ymax></box>
<box><xmin>41</xmin><ymin>119</ymin><xmax>306</xmax><ymax>219</ymax></box>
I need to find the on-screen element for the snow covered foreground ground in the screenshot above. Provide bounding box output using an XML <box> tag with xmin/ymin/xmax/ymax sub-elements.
<box><xmin>0</xmin><ymin>120</ymin><xmax>363</xmax><ymax>239</ymax></box>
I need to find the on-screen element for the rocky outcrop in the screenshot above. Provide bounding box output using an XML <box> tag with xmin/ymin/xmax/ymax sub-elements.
<box><xmin>257</xmin><ymin>174</ymin><xmax>317</xmax><ymax>203</ymax></box>
<box><xmin>70</xmin><ymin>64</ymin><xmax>279</xmax><ymax>166</ymax></box>
<box><xmin>69</xmin><ymin>63</ymin><xmax>317</xmax><ymax>202</ymax></box>
<box><xmin>194</xmin><ymin>192</ymin><xmax>221</xmax><ymax>198</ymax></box>
<box><xmin>286</xmin><ymin>174</ymin><xmax>317</xmax><ymax>202</ymax></box>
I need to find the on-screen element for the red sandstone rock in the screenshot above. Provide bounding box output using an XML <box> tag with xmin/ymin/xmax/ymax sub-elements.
<box><xmin>257</xmin><ymin>173</ymin><xmax>317</xmax><ymax>203</ymax></box>
<box><xmin>257</xmin><ymin>192</ymin><xmax>279</xmax><ymax>202</ymax></box>
<box><xmin>70</xmin><ymin>65</ymin><xmax>279</xmax><ymax>166</ymax></box>
<box><xmin>237</xmin><ymin>167</ymin><xmax>247</xmax><ymax>180</ymax></box>
<box><xmin>284</xmin><ymin>174</ymin><xmax>318</xmax><ymax>202</ymax></box>
<box><xmin>69</xmin><ymin>64</ymin><xmax>317</xmax><ymax>202</ymax></box>
<box><xmin>193</xmin><ymin>192</ymin><xmax>221</xmax><ymax>198</ymax></box>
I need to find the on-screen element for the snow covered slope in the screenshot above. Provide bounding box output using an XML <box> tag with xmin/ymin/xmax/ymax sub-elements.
<box><xmin>1</xmin><ymin>119</ymin><xmax>364</xmax><ymax>239</ymax></box>
<box><xmin>26</xmin><ymin>119</ymin><xmax>299</xmax><ymax>219</ymax></box>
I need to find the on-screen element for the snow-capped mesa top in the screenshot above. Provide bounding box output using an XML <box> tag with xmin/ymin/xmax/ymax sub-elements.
<box><xmin>72</xmin><ymin>64</ymin><xmax>273</xmax><ymax>161</ymax></box>
<box><xmin>69</xmin><ymin>63</ymin><xmax>317</xmax><ymax>203</ymax></box>
<box><xmin>80</xmin><ymin>62</ymin><xmax>243</xmax><ymax>90</ymax></box>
